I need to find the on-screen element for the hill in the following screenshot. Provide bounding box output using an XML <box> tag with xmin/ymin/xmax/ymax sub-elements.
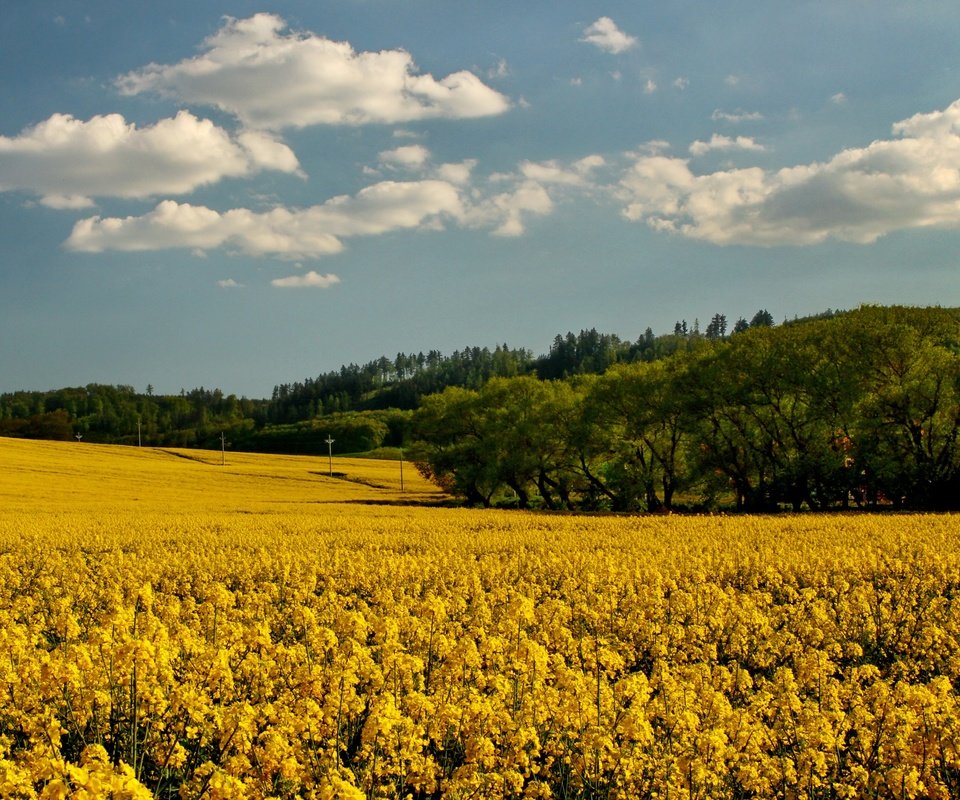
<box><xmin>0</xmin><ymin>436</ymin><xmax>443</xmax><ymax>515</ymax></box>
<box><xmin>0</xmin><ymin>306</ymin><xmax>816</xmax><ymax>451</ymax></box>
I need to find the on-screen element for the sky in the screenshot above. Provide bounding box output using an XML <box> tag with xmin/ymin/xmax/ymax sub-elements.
<box><xmin>2</xmin><ymin>1</ymin><xmax>960</xmax><ymax>398</ymax></box>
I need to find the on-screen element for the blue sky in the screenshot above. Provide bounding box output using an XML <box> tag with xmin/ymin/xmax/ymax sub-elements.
<box><xmin>2</xmin><ymin>2</ymin><xmax>960</xmax><ymax>397</ymax></box>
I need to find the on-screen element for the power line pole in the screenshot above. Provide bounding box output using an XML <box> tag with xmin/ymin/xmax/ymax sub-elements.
<box><xmin>399</xmin><ymin>447</ymin><xmax>404</xmax><ymax>492</ymax></box>
<box><xmin>220</xmin><ymin>431</ymin><xmax>225</xmax><ymax>466</ymax></box>
<box><xmin>137</xmin><ymin>418</ymin><xmax>142</xmax><ymax>448</ymax></box>
<box><xmin>325</xmin><ymin>435</ymin><xmax>335</xmax><ymax>476</ymax></box>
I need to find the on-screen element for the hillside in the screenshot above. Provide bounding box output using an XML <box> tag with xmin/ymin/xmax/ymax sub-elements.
<box><xmin>0</xmin><ymin>436</ymin><xmax>443</xmax><ymax>515</ymax></box>
<box><xmin>0</xmin><ymin>307</ymin><xmax>791</xmax><ymax>450</ymax></box>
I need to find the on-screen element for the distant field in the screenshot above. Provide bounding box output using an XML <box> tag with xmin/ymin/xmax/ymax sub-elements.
<box><xmin>0</xmin><ymin>435</ymin><xmax>443</xmax><ymax>514</ymax></box>
<box><xmin>2</xmin><ymin>437</ymin><xmax>960</xmax><ymax>798</ymax></box>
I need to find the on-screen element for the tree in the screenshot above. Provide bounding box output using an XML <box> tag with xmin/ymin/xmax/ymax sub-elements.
<box><xmin>750</xmin><ymin>309</ymin><xmax>775</xmax><ymax>328</ymax></box>
<box><xmin>705</xmin><ymin>313</ymin><xmax>727</xmax><ymax>340</ymax></box>
<box><xmin>410</xmin><ymin>387</ymin><xmax>498</xmax><ymax>506</ymax></box>
<box><xmin>585</xmin><ymin>360</ymin><xmax>692</xmax><ymax>510</ymax></box>
<box><xmin>835</xmin><ymin>307</ymin><xmax>960</xmax><ymax>509</ymax></box>
<box><xmin>681</xmin><ymin>321</ymin><xmax>858</xmax><ymax>511</ymax></box>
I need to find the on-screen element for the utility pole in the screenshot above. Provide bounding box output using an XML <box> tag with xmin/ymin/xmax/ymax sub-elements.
<box><xmin>399</xmin><ymin>447</ymin><xmax>404</xmax><ymax>492</ymax></box>
<box><xmin>325</xmin><ymin>435</ymin><xmax>335</xmax><ymax>476</ymax></box>
<box><xmin>220</xmin><ymin>432</ymin><xmax>225</xmax><ymax>466</ymax></box>
<box><xmin>137</xmin><ymin>418</ymin><xmax>142</xmax><ymax>448</ymax></box>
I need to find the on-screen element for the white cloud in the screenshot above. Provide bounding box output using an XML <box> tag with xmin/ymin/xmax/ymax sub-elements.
<box><xmin>643</xmin><ymin>79</ymin><xmax>657</xmax><ymax>95</ymax></box>
<box><xmin>711</xmin><ymin>109</ymin><xmax>764</xmax><ymax>123</ymax></box>
<box><xmin>629</xmin><ymin>140</ymin><xmax>671</xmax><ymax>157</ymax></box>
<box><xmin>117</xmin><ymin>13</ymin><xmax>510</xmax><ymax>130</ymax></box>
<box><xmin>519</xmin><ymin>161</ymin><xmax>583</xmax><ymax>186</ymax></box>
<box><xmin>519</xmin><ymin>155</ymin><xmax>605</xmax><ymax>186</ymax></box>
<box><xmin>618</xmin><ymin>98</ymin><xmax>960</xmax><ymax>246</ymax></box>
<box><xmin>434</xmin><ymin>159</ymin><xmax>477</xmax><ymax>185</ymax></box>
<box><xmin>38</xmin><ymin>194</ymin><xmax>96</xmax><ymax>210</ymax></box>
<box><xmin>575</xmin><ymin>154</ymin><xmax>607</xmax><ymax>173</ymax></box>
<box><xmin>482</xmin><ymin>181</ymin><xmax>554</xmax><ymax>237</ymax></box>
<box><xmin>891</xmin><ymin>101</ymin><xmax>960</xmax><ymax>137</ymax></box>
<box><xmin>271</xmin><ymin>271</ymin><xmax>340</xmax><ymax>288</ymax></box>
<box><xmin>217</xmin><ymin>278</ymin><xmax>243</xmax><ymax>288</ymax></box>
<box><xmin>0</xmin><ymin>111</ymin><xmax>299</xmax><ymax>206</ymax></box>
<box><xmin>673</xmin><ymin>77</ymin><xmax>689</xmax><ymax>91</ymax></box>
<box><xmin>581</xmin><ymin>17</ymin><xmax>638</xmax><ymax>54</ymax></box>
<box><xmin>379</xmin><ymin>144</ymin><xmax>430</xmax><ymax>169</ymax></box>
<box><xmin>724</xmin><ymin>75</ymin><xmax>740</xmax><ymax>86</ymax></box>
<box><xmin>237</xmin><ymin>130</ymin><xmax>303</xmax><ymax>175</ymax></box>
<box><xmin>469</xmin><ymin>157</ymin><xmax>605</xmax><ymax>236</ymax></box>
<box><xmin>689</xmin><ymin>134</ymin><xmax>766</xmax><ymax>157</ymax></box>
<box><xmin>830</xmin><ymin>92</ymin><xmax>848</xmax><ymax>106</ymax></box>
<box><xmin>65</xmin><ymin>180</ymin><xmax>465</xmax><ymax>259</ymax></box>
<box><xmin>462</xmin><ymin>155</ymin><xmax>605</xmax><ymax>236</ymax></box>
<box><xmin>64</xmin><ymin>162</ymin><xmax>574</xmax><ymax>251</ymax></box>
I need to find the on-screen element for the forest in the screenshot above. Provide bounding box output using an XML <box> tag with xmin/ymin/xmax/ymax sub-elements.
<box><xmin>3</xmin><ymin>305</ymin><xmax>958</xmax><ymax>511</ymax></box>
<box><xmin>411</xmin><ymin>306</ymin><xmax>960</xmax><ymax>511</ymax></box>
<box><xmin>0</xmin><ymin>310</ymin><xmax>759</xmax><ymax>449</ymax></box>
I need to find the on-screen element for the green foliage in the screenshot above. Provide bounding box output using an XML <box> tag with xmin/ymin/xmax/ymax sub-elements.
<box><xmin>0</xmin><ymin>385</ymin><xmax>264</xmax><ymax>449</ymax></box>
<box><xmin>241</xmin><ymin>411</ymin><xmax>409</xmax><ymax>456</ymax></box>
<box><xmin>7</xmin><ymin>305</ymin><xmax>960</xmax><ymax>515</ymax></box>
<box><xmin>0</xmin><ymin>409</ymin><xmax>73</xmax><ymax>440</ymax></box>
<box><xmin>411</xmin><ymin>306</ymin><xmax>960</xmax><ymax>512</ymax></box>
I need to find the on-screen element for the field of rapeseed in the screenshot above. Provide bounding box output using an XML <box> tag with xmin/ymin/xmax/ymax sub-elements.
<box><xmin>1</xmin><ymin>436</ymin><xmax>959</xmax><ymax>798</ymax></box>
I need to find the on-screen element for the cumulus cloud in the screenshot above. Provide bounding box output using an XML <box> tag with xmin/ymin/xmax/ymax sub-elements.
<box><xmin>217</xmin><ymin>278</ymin><xmax>243</xmax><ymax>288</ymax></box>
<box><xmin>519</xmin><ymin>156</ymin><xmax>605</xmax><ymax>186</ymax></box>
<box><xmin>434</xmin><ymin>159</ymin><xmax>477</xmax><ymax>185</ymax></box>
<box><xmin>689</xmin><ymin>134</ymin><xmax>766</xmax><ymax>157</ymax></box>
<box><xmin>66</xmin><ymin>180</ymin><xmax>465</xmax><ymax>259</ymax></box>
<box><xmin>271</xmin><ymin>271</ymin><xmax>340</xmax><ymax>288</ymax></box>
<box><xmin>581</xmin><ymin>17</ymin><xmax>638</xmax><ymax>54</ymax></box>
<box><xmin>236</xmin><ymin>130</ymin><xmax>303</xmax><ymax>175</ymax></box>
<box><xmin>618</xmin><ymin>98</ymin><xmax>960</xmax><ymax>245</ymax></box>
<box><xmin>61</xmin><ymin>144</ymin><xmax>616</xmax><ymax>253</ymax></box>
<box><xmin>117</xmin><ymin>13</ymin><xmax>510</xmax><ymax>130</ymax></box>
<box><xmin>892</xmin><ymin>101</ymin><xmax>960</xmax><ymax>137</ymax></box>
<box><xmin>473</xmin><ymin>181</ymin><xmax>554</xmax><ymax>237</ymax></box>
<box><xmin>461</xmin><ymin>154</ymin><xmax>605</xmax><ymax>236</ymax></box>
<box><xmin>379</xmin><ymin>144</ymin><xmax>430</xmax><ymax>169</ymax></box>
<box><xmin>643</xmin><ymin>79</ymin><xmax>657</xmax><ymax>95</ymax></box>
<box><xmin>0</xmin><ymin>111</ymin><xmax>299</xmax><ymax>206</ymax></box>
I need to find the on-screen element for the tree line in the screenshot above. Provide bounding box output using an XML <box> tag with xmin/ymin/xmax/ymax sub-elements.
<box><xmin>8</xmin><ymin>305</ymin><xmax>952</xmax><ymax>512</ymax></box>
<box><xmin>0</xmin><ymin>385</ymin><xmax>266</xmax><ymax>449</ymax></box>
<box><xmin>3</xmin><ymin>314</ymin><xmax>779</xmax><ymax>447</ymax></box>
<box><xmin>409</xmin><ymin>306</ymin><xmax>960</xmax><ymax>511</ymax></box>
